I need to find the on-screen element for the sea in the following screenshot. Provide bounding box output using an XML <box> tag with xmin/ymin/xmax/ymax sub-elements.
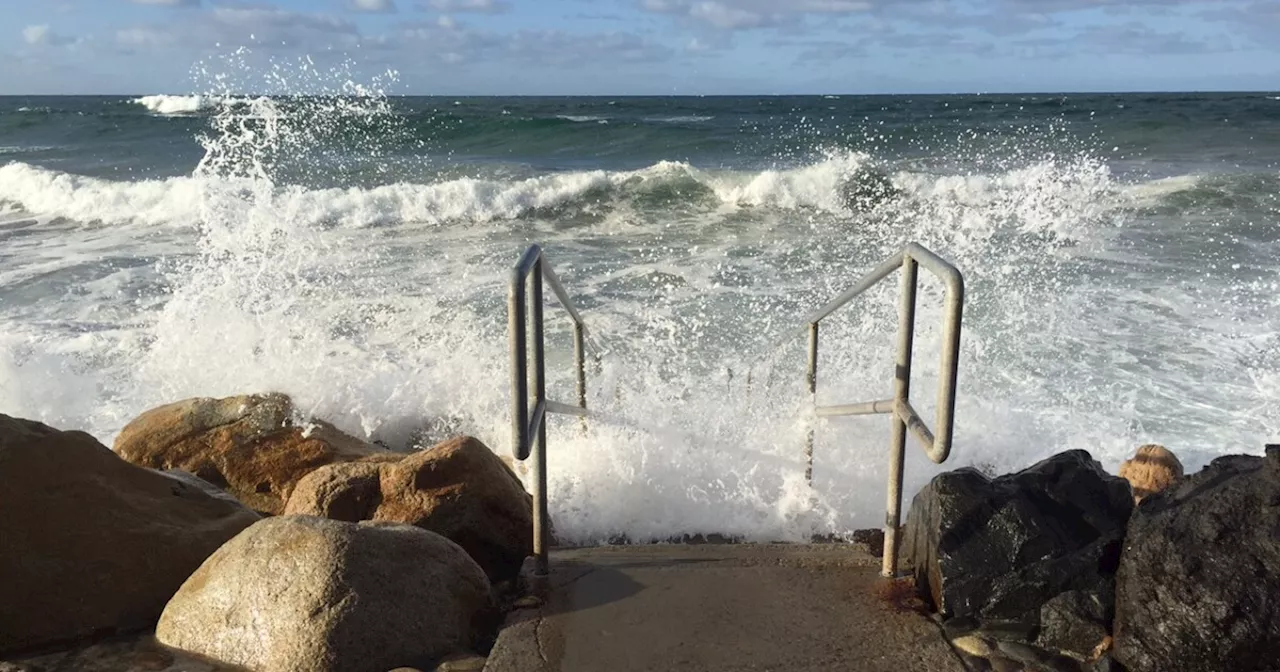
<box><xmin>2</xmin><ymin>82</ymin><xmax>1279</xmax><ymax>543</ymax></box>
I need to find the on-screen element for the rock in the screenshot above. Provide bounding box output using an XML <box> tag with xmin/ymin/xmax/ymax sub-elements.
<box><xmin>114</xmin><ymin>393</ymin><xmax>399</xmax><ymax>514</ymax></box>
<box><xmin>904</xmin><ymin>450</ymin><xmax>1133</xmax><ymax>659</ymax></box>
<box><xmin>1089</xmin><ymin>654</ymin><xmax>1123</xmax><ymax>672</ymax></box>
<box><xmin>0</xmin><ymin>415</ymin><xmax>260</xmax><ymax>655</ymax></box>
<box><xmin>431</xmin><ymin>653</ymin><xmax>487</xmax><ymax>671</ymax></box>
<box><xmin>285</xmin><ymin>436</ymin><xmax>534</xmax><ymax>582</ymax></box>
<box><xmin>851</xmin><ymin>528</ymin><xmax>886</xmax><ymax>555</ymax></box>
<box><xmin>1117</xmin><ymin>444</ymin><xmax>1183</xmax><ymax>503</ymax></box>
<box><xmin>1037</xmin><ymin>590</ymin><xmax>1110</xmax><ymax>661</ymax></box>
<box><xmin>1113</xmin><ymin>448</ymin><xmax>1280</xmax><ymax>672</ymax></box>
<box><xmin>499</xmin><ymin>454</ymin><xmax>528</xmax><ymax>479</ymax></box>
<box><xmin>994</xmin><ymin>640</ymin><xmax>1082</xmax><ymax>672</ymax></box>
<box><xmin>511</xmin><ymin>595</ymin><xmax>542</xmax><ymax>609</ymax></box>
<box><xmin>951</xmin><ymin>635</ymin><xmax>994</xmax><ymax>657</ymax></box>
<box><xmin>157</xmin><ymin>516</ymin><xmax>495</xmax><ymax>672</ymax></box>
<box><xmin>985</xmin><ymin>655</ymin><xmax>1023</xmax><ymax>672</ymax></box>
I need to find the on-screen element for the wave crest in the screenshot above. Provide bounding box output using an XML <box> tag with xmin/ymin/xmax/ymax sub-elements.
<box><xmin>133</xmin><ymin>95</ymin><xmax>223</xmax><ymax>115</ymax></box>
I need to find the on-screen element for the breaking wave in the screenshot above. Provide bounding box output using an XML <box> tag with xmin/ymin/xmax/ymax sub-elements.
<box><xmin>133</xmin><ymin>94</ymin><xmax>224</xmax><ymax>116</ymax></box>
<box><xmin>4</xmin><ymin>67</ymin><xmax>1278</xmax><ymax>545</ymax></box>
<box><xmin>0</xmin><ymin>152</ymin><xmax>1161</xmax><ymax>232</ymax></box>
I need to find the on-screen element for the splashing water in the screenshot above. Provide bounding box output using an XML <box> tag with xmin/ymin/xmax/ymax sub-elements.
<box><xmin>2</xmin><ymin>68</ymin><xmax>1278</xmax><ymax>544</ymax></box>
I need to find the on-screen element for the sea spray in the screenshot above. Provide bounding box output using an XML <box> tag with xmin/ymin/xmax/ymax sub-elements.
<box><xmin>2</xmin><ymin>86</ymin><xmax>1278</xmax><ymax>544</ymax></box>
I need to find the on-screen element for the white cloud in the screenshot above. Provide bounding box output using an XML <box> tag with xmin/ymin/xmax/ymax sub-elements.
<box><xmin>22</xmin><ymin>24</ymin><xmax>75</xmax><ymax>46</ymax></box>
<box><xmin>347</xmin><ymin>0</ymin><xmax>398</xmax><ymax>13</ymax></box>
<box><xmin>420</xmin><ymin>0</ymin><xmax>510</xmax><ymax>14</ymax></box>
<box><xmin>116</xmin><ymin>26</ymin><xmax>175</xmax><ymax>48</ymax></box>
<box><xmin>114</xmin><ymin>6</ymin><xmax>362</xmax><ymax>55</ymax></box>
<box><xmin>394</xmin><ymin>21</ymin><xmax>671</xmax><ymax>66</ymax></box>
<box><xmin>689</xmin><ymin>2</ymin><xmax>775</xmax><ymax>29</ymax></box>
<box><xmin>640</xmin><ymin>0</ymin><xmax>874</xmax><ymax>30</ymax></box>
<box><xmin>131</xmin><ymin>0</ymin><xmax>201</xmax><ymax>6</ymax></box>
<box><xmin>23</xmin><ymin>25</ymin><xmax>50</xmax><ymax>44</ymax></box>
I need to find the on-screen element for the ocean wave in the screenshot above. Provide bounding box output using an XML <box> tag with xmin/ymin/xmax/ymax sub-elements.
<box><xmin>0</xmin><ymin>156</ymin><xmax>889</xmax><ymax>228</ymax></box>
<box><xmin>1120</xmin><ymin>175</ymin><xmax>1203</xmax><ymax>206</ymax></box>
<box><xmin>0</xmin><ymin>145</ymin><xmax>54</xmax><ymax>154</ymax></box>
<box><xmin>556</xmin><ymin>115</ymin><xmax>609</xmax><ymax>124</ymax></box>
<box><xmin>644</xmin><ymin>116</ymin><xmax>715</xmax><ymax>123</ymax></box>
<box><xmin>133</xmin><ymin>95</ymin><xmax>223</xmax><ymax>116</ymax></box>
<box><xmin>4</xmin><ymin>154</ymin><xmax>1219</xmax><ymax>233</ymax></box>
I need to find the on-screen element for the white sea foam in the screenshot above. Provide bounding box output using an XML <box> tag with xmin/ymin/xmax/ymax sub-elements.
<box><xmin>1120</xmin><ymin>174</ymin><xmax>1203</xmax><ymax>206</ymax></box>
<box><xmin>645</xmin><ymin>115</ymin><xmax>715</xmax><ymax>123</ymax></box>
<box><xmin>0</xmin><ymin>145</ymin><xmax>53</xmax><ymax>154</ymax></box>
<box><xmin>132</xmin><ymin>94</ymin><xmax>222</xmax><ymax>115</ymax></box>
<box><xmin>0</xmin><ymin>154</ymin><xmax>1107</xmax><ymax>231</ymax></box>
<box><xmin>556</xmin><ymin>115</ymin><xmax>609</xmax><ymax>124</ymax></box>
<box><xmin>3</xmin><ymin>77</ymin><xmax>1277</xmax><ymax>546</ymax></box>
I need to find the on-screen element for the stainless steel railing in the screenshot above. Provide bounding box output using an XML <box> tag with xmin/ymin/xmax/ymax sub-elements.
<box><xmin>798</xmin><ymin>243</ymin><xmax>964</xmax><ymax>578</ymax></box>
<box><xmin>509</xmin><ymin>244</ymin><xmax>591</xmax><ymax>577</ymax></box>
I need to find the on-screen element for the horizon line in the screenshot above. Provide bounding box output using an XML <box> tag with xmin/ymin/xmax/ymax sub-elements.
<box><xmin>2</xmin><ymin>89</ymin><xmax>1278</xmax><ymax>98</ymax></box>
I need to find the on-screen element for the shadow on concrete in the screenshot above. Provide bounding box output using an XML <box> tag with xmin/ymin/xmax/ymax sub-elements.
<box><xmin>537</xmin><ymin>562</ymin><xmax>646</xmax><ymax>616</ymax></box>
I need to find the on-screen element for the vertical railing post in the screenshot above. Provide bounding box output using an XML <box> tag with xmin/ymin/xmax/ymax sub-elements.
<box><xmin>509</xmin><ymin>269</ymin><xmax>529</xmax><ymax>461</ymax></box>
<box><xmin>574</xmin><ymin>323</ymin><xmax>587</xmax><ymax>435</ymax></box>
<box><xmin>805</xmin><ymin>322</ymin><xmax>819</xmax><ymax>484</ymax></box>
<box><xmin>883</xmin><ymin>255</ymin><xmax>918</xmax><ymax>578</ymax></box>
<box><xmin>530</xmin><ymin>261</ymin><xmax>550</xmax><ymax>577</ymax></box>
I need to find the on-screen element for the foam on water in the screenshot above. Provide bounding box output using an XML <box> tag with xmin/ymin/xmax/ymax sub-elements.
<box><xmin>3</xmin><ymin>72</ymin><xmax>1278</xmax><ymax>545</ymax></box>
<box><xmin>645</xmin><ymin>116</ymin><xmax>715</xmax><ymax>123</ymax></box>
<box><xmin>133</xmin><ymin>94</ymin><xmax>223</xmax><ymax>115</ymax></box>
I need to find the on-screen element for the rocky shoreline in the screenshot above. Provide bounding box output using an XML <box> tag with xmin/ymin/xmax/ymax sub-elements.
<box><xmin>2</xmin><ymin>394</ymin><xmax>530</xmax><ymax>672</ymax></box>
<box><xmin>905</xmin><ymin>444</ymin><xmax>1280</xmax><ymax>672</ymax></box>
<box><xmin>2</xmin><ymin>392</ymin><xmax>1277</xmax><ymax>672</ymax></box>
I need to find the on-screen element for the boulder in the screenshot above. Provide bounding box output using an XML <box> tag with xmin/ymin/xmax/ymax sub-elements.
<box><xmin>1113</xmin><ymin>447</ymin><xmax>1280</xmax><ymax>672</ymax></box>
<box><xmin>114</xmin><ymin>393</ymin><xmax>399</xmax><ymax>514</ymax></box>
<box><xmin>156</xmin><ymin>516</ymin><xmax>495</xmax><ymax>672</ymax></box>
<box><xmin>904</xmin><ymin>450</ymin><xmax>1133</xmax><ymax>659</ymax></box>
<box><xmin>0</xmin><ymin>414</ymin><xmax>260</xmax><ymax>654</ymax></box>
<box><xmin>285</xmin><ymin>436</ymin><xmax>533</xmax><ymax>582</ymax></box>
<box><xmin>1117</xmin><ymin>444</ymin><xmax>1184</xmax><ymax>503</ymax></box>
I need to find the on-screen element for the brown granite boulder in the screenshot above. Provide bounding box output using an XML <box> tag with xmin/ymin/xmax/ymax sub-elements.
<box><xmin>284</xmin><ymin>436</ymin><xmax>533</xmax><ymax>582</ymax></box>
<box><xmin>114</xmin><ymin>393</ymin><xmax>399</xmax><ymax>514</ymax></box>
<box><xmin>0</xmin><ymin>414</ymin><xmax>260</xmax><ymax>655</ymax></box>
<box><xmin>1117</xmin><ymin>444</ymin><xmax>1184</xmax><ymax>503</ymax></box>
<box><xmin>156</xmin><ymin>516</ymin><xmax>495</xmax><ymax>672</ymax></box>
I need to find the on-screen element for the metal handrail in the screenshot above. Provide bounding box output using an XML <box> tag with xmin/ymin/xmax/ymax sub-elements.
<box><xmin>509</xmin><ymin>244</ymin><xmax>592</xmax><ymax>577</ymax></box>
<box><xmin>800</xmin><ymin>242</ymin><xmax>964</xmax><ymax>578</ymax></box>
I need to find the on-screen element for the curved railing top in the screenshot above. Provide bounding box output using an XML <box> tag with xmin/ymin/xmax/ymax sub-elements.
<box><xmin>803</xmin><ymin>243</ymin><xmax>963</xmax><ymax>330</ymax></box>
<box><xmin>798</xmin><ymin>242</ymin><xmax>964</xmax><ymax>577</ymax></box>
<box><xmin>509</xmin><ymin>244</ymin><xmax>593</xmax><ymax>577</ymax></box>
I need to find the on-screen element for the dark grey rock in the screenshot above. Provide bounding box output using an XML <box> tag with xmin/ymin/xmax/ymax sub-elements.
<box><xmin>1088</xmin><ymin>654</ymin><xmax>1126</xmax><ymax>672</ymax></box>
<box><xmin>1037</xmin><ymin>590</ymin><xmax>1110</xmax><ymax>660</ymax></box>
<box><xmin>905</xmin><ymin>450</ymin><xmax>1133</xmax><ymax>657</ymax></box>
<box><xmin>1113</xmin><ymin>450</ymin><xmax>1280</xmax><ymax>672</ymax></box>
<box><xmin>993</xmin><ymin>640</ymin><xmax>1085</xmax><ymax>672</ymax></box>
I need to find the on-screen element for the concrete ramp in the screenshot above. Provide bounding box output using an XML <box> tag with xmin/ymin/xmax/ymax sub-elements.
<box><xmin>484</xmin><ymin>544</ymin><xmax>965</xmax><ymax>672</ymax></box>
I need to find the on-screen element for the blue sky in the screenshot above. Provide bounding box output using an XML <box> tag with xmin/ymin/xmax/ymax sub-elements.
<box><xmin>2</xmin><ymin>0</ymin><xmax>1277</xmax><ymax>94</ymax></box>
